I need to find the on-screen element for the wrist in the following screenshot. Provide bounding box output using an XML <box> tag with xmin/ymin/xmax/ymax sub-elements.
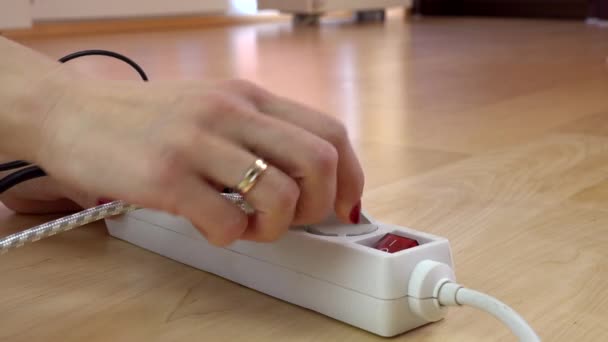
<box><xmin>3</xmin><ymin>68</ymin><xmax>75</xmax><ymax>163</ymax></box>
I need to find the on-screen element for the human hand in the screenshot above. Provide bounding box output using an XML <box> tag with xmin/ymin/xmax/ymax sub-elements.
<box><xmin>25</xmin><ymin>75</ymin><xmax>364</xmax><ymax>246</ymax></box>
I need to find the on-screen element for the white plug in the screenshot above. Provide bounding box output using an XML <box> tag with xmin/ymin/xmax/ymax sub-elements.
<box><xmin>408</xmin><ymin>260</ymin><xmax>456</xmax><ymax>321</ymax></box>
<box><xmin>408</xmin><ymin>260</ymin><xmax>541</xmax><ymax>342</ymax></box>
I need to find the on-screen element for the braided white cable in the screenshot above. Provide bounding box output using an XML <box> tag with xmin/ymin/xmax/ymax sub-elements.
<box><xmin>1</xmin><ymin>193</ymin><xmax>252</xmax><ymax>255</ymax></box>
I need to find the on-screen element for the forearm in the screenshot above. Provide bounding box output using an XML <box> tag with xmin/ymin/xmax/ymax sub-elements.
<box><xmin>0</xmin><ymin>38</ymin><xmax>85</xmax><ymax>213</ymax></box>
<box><xmin>0</xmin><ymin>37</ymin><xmax>69</xmax><ymax>162</ymax></box>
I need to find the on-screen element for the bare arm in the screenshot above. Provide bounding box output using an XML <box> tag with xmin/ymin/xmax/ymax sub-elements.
<box><xmin>0</xmin><ymin>37</ymin><xmax>70</xmax><ymax>161</ymax></box>
<box><xmin>0</xmin><ymin>37</ymin><xmax>364</xmax><ymax>246</ymax></box>
<box><xmin>0</xmin><ymin>37</ymin><xmax>87</xmax><ymax>212</ymax></box>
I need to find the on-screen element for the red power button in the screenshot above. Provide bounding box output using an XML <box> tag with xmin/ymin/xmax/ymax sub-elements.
<box><xmin>373</xmin><ymin>233</ymin><xmax>419</xmax><ymax>253</ymax></box>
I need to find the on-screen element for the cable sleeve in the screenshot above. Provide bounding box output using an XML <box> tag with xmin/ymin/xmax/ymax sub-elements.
<box><xmin>1</xmin><ymin>193</ymin><xmax>254</xmax><ymax>255</ymax></box>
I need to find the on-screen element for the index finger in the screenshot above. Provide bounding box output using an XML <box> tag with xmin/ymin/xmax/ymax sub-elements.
<box><xmin>223</xmin><ymin>80</ymin><xmax>365</xmax><ymax>224</ymax></box>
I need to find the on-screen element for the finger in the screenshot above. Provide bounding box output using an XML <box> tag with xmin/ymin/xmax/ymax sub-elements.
<box><xmin>211</xmin><ymin>102</ymin><xmax>338</xmax><ymax>225</ymax></box>
<box><xmin>224</xmin><ymin>80</ymin><xmax>364</xmax><ymax>223</ymax></box>
<box><xmin>239</xmin><ymin>165</ymin><xmax>300</xmax><ymax>243</ymax></box>
<box><xmin>267</xmin><ymin>100</ymin><xmax>363</xmax><ymax>223</ymax></box>
<box><xmin>171</xmin><ymin>174</ymin><xmax>248</xmax><ymax>247</ymax></box>
<box><xmin>183</xmin><ymin>132</ymin><xmax>299</xmax><ymax>242</ymax></box>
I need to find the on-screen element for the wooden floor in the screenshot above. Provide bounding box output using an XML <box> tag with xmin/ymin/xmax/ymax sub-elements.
<box><xmin>2</xmin><ymin>14</ymin><xmax>608</xmax><ymax>341</ymax></box>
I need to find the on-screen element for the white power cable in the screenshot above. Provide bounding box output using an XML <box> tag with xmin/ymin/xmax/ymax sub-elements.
<box><xmin>408</xmin><ymin>260</ymin><xmax>541</xmax><ymax>342</ymax></box>
<box><xmin>438</xmin><ymin>283</ymin><xmax>541</xmax><ymax>342</ymax></box>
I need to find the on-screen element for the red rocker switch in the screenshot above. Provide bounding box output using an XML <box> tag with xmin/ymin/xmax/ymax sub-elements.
<box><xmin>373</xmin><ymin>233</ymin><xmax>419</xmax><ymax>253</ymax></box>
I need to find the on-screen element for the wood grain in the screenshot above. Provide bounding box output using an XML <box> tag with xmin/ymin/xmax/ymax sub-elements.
<box><xmin>2</xmin><ymin>14</ymin><xmax>608</xmax><ymax>341</ymax></box>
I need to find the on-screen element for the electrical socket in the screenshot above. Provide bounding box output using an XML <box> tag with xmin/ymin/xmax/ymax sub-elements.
<box><xmin>105</xmin><ymin>210</ymin><xmax>455</xmax><ymax>337</ymax></box>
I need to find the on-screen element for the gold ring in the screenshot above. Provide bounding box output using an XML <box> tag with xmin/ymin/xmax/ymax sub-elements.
<box><xmin>236</xmin><ymin>159</ymin><xmax>268</xmax><ymax>195</ymax></box>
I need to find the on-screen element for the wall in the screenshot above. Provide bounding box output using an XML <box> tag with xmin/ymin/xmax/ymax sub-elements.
<box><xmin>0</xmin><ymin>0</ymin><xmax>31</xmax><ymax>29</ymax></box>
<box><xmin>589</xmin><ymin>0</ymin><xmax>608</xmax><ymax>19</ymax></box>
<box><xmin>0</xmin><ymin>0</ymin><xmax>229</xmax><ymax>29</ymax></box>
<box><xmin>30</xmin><ymin>0</ymin><xmax>228</xmax><ymax>20</ymax></box>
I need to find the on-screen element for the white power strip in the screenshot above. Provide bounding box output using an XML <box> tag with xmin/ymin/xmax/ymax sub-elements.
<box><xmin>105</xmin><ymin>210</ymin><xmax>455</xmax><ymax>337</ymax></box>
<box><xmin>0</xmin><ymin>197</ymin><xmax>538</xmax><ymax>339</ymax></box>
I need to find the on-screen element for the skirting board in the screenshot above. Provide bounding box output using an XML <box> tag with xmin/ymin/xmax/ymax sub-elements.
<box><xmin>30</xmin><ymin>0</ymin><xmax>228</xmax><ymax>21</ymax></box>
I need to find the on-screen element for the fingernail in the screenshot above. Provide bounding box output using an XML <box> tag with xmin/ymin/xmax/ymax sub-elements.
<box><xmin>349</xmin><ymin>200</ymin><xmax>361</xmax><ymax>224</ymax></box>
<box><xmin>96</xmin><ymin>198</ymin><xmax>113</xmax><ymax>205</ymax></box>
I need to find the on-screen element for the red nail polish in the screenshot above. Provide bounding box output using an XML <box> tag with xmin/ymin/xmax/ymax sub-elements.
<box><xmin>349</xmin><ymin>200</ymin><xmax>361</xmax><ymax>224</ymax></box>
<box><xmin>96</xmin><ymin>198</ymin><xmax>113</xmax><ymax>205</ymax></box>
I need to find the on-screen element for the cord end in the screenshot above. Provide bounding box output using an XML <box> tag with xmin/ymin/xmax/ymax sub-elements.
<box><xmin>408</xmin><ymin>260</ymin><xmax>541</xmax><ymax>342</ymax></box>
<box><xmin>407</xmin><ymin>260</ymin><xmax>456</xmax><ymax>322</ymax></box>
<box><xmin>436</xmin><ymin>281</ymin><xmax>463</xmax><ymax>307</ymax></box>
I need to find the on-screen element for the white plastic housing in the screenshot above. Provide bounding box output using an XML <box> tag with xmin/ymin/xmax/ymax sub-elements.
<box><xmin>258</xmin><ymin>0</ymin><xmax>412</xmax><ymax>13</ymax></box>
<box><xmin>106</xmin><ymin>210</ymin><xmax>454</xmax><ymax>337</ymax></box>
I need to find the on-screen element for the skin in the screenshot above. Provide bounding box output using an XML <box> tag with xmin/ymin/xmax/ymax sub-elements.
<box><xmin>0</xmin><ymin>37</ymin><xmax>364</xmax><ymax>247</ymax></box>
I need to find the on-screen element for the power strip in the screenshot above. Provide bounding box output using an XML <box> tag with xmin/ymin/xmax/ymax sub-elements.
<box><xmin>105</xmin><ymin>210</ymin><xmax>455</xmax><ymax>337</ymax></box>
<box><xmin>1</xmin><ymin>197</ymin><xmax>538</xmax><ymax>339</ymax></box>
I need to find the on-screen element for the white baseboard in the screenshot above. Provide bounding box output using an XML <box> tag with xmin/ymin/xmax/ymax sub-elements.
<box><xmin>30</xmin><ymin>0</ymin><xmax>229</xmax><ymax>21</ymax></box>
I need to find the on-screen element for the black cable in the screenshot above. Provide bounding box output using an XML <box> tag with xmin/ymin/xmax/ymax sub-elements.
<box><xmin>0</xmin><ymin>49</ymin><xmax>148</xmax><ymax>195</ymax></box>
<box><xmin>58</xmin><ymin>49</ymin><xmax>149</xmax><ymax>81</ymax></box>
<box><xmin>0</xmin><ymin>166</ymin><xmax>47</xmax><ymax>194</ymax></box>
<box><xmin>0</xmin><ymin>160</ymin><xmax>31</xmax><ymax>172</ymax></box>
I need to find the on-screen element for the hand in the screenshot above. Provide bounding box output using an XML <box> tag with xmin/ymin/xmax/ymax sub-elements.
<box><xmin>0</xmin><ymin>164</ymin><xmax>83</xmax><ymax>214</ymax></box>
<box><xmin>24</xmin><ymin>75</ymin><xmax>364</xmax><ymax>246</ymax></box>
